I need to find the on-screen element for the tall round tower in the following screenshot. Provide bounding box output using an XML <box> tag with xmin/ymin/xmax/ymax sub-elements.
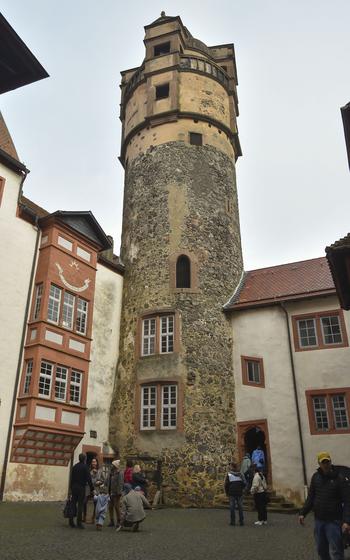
<box><xmin>110</xmin><ymin>13</ymin><xmax>243</xmax><ymax>505</ymax></box>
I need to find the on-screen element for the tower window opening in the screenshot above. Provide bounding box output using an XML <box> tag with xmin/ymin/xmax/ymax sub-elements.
<box><xmin>154</xmin><ymin>42</ymin><xmax>170</xmax><ymax>57</ymax></box>
<box><xmin>189</xmin><ymin>132</ymin><xmax>202</xmax><ymax>146</ymax></box>
<box><xmin>155</xmin><ymin>83</ymin><xmax>169</xmax><ymax>100</ymax></box>
<box><xmin>176</xmin><ymin>255</ymin><xmax>191</xmax><ymax>288</ymax></box>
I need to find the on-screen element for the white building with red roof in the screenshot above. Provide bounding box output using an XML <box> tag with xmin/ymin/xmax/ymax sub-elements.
<box><xmin>225</xmin><ymin>257</ymin><xmax>350</xmax><ymax>502</ymax></box>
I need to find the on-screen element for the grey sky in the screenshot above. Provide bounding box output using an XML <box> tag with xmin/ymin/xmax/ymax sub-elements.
<box><xmin>1</xmin><ymin>0</ymin><xmax>350</xmax><ymax>271</ymax></box>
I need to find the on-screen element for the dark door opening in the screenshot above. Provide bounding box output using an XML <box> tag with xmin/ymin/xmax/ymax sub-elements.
<box><xmin>86</xmin><ymin>451</ymin><xmax>97</xmax><ymax>468</ymax></box>
<box><xmin>244</xmin><ymin>426</ymin><xmax>268</xmax><ymax>475</ymax></box>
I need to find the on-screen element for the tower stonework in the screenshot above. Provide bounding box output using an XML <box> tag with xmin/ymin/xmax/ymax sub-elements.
<box><xmin>110</xmin><ymin>14</ymin><xmax>243</xmax><ymax>505</ymax></box>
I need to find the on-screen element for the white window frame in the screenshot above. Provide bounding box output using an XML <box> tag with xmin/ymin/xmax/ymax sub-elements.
<box><xmin>297</xmin><ymin>318</ymin><xmax>318</xmax><ymax>348</ymax></box>
<box><xmin>23</xmin><ymin>360</ymin><xmax>33</xmax><ymax>395</ymax></box>
<box><xmin>33</xmin><ymin>284</ymin><xmax>43</xmax><ymax>320</ymax></box>
<box><xmin>321</xmin><ymin>315</ymin><xmax>343</xmax><ymax>346</ymax></box>
<box><xmin>161</xmin><ymin>384</ymin><xmax>177</xmax><ymax>429</ymax></box>
<box><xmin>247</xmin><ymin>360</ymin><xmax>260</xmax><ymax>384</ymax></box>
<box><xmin>55</xmin><ymin>365</ymin><xmax>68</xmax><ymax>401</ymax></box>
<box><xmin>332</xmin><ymin>394</ymin><xmax>349</xmax><ymax>429</ymax></box>
<box><xmin>76</xmin><ymin>298</ymin><xmax>88</xmax><ymax>335</ymax></box>
<box><xmin>141</xmin><ymin>385</ymin><xmax>157</xmax><ymax>430</ymax></box>
<box><xmin>312</xmin><ymin>395</ymin><xmax>329</xmax><ymax>431</ymax></box>
<box><xmin>160</xmin><ymin>315</ymin><xmax>174</xmax><ymax>354</ymax></box>
<box><xmin>62</xmin><ymin>292</ymin><xmax>75</xmax><ymax>330</ymax></box>
<box><xmin>38</xmin><ymin>361</ymin><xmax>53</xmax><ymax>398</ymax></box>
<box><xmin>142</xmin><ymin>318</ymin><xmax>156</xmax><ymax>356</ymax></box>
<box><xmin>70</xmin><ymin>370</ymin><xmax>82</xmax><ymax>404</ymax></box>
<box><xmin>47</xmin><ymin>285</ymin><xmax>62</xmax><ymax>324</ymax></box>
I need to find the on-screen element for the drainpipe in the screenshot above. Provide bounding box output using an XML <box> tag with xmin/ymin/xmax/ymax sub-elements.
<box><xmin>0</xmin><ymin>202</ymin><xmax>40</xmax><ymax>501</ymax></box>
<box><xmin>280</xmin><ymin>302</ymin><xmax>308</xmax><ymax>498</ymax></box>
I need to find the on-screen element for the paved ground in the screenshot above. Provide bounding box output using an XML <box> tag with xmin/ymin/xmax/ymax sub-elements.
<box><xmin>1</xmin><ymin>502</ymin><xmax>349</xmax><ymax>560</ymax></box>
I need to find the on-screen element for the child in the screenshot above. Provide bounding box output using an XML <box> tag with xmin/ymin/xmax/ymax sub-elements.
<box><xmin>116</xmin><ymin>486</ymin><xmax>151</xmax><ymax>532</ymax></box>
<box><xmin>94</xmin><ymin>485</ymin><xmax>110</xmax><ymax>530</ymax></box>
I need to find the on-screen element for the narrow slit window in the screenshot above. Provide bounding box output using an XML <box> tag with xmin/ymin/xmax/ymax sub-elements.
<box><xmin>155</xmin><ymin>83</ymin><xmax>169</xmax><ymax>100</ymax></box>
<box><xmin>23</xmin><ymin>360</ymin><xmax>33</xmax><ymax>395</ymax></box>
<box><xmin>33</xmin><ymin>284</ymin><xmax>43</xmax><ymax>320</ymax></box>
<box><xmin>176</xmin><ymin>255</ymin><xmax>191</xmax><ymax>288</ymax></box>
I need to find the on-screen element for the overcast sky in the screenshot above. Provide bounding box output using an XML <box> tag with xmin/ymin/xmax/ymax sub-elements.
<box><xmin>1</xmin><ymin>0</ymin><xmax>350</xmax><ymax>270</ymax></box>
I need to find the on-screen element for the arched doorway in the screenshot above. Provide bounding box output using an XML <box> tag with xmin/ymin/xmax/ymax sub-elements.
<box><xmin>237</xmin><ymin>419</ymin><xmax>272</xmax><ymax>485</ymax></box>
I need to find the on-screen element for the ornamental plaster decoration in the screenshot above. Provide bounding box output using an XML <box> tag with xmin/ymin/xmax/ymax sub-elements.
<box><xmin>55</xmin><ymin>263</ymin><xmax>90</xmax><ymax>293</ymax></box>
<box><xmin>69</xmin><ymin>260</ymin><xmax>80</xmax><ymax>270</ymax></box>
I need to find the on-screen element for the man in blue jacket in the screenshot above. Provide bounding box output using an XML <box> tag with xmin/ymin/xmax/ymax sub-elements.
<box><xmin>299</xmin><ymin>451</ymin><xmax>350</xmax><ymax>560</ymax></box>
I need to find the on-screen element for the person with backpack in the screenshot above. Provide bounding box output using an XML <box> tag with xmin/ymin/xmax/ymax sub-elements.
<box><xmin>240</xmin><ymin>453</ymin><xmax>252</xmax><ymax>491</ymax></box>
<box><xmin>250</xmin><ymin>465</ymin><xmax>268</xmax><ymax>525</ymax></box>
<box><xmin>299</xmin><ymin>452</ymin><xmax>350</xmax><ymax>560</ymax></box>
<box><xmin>224</xmin><ymin>461</ymin><xmax>246</xmax><ymax>526</ymax></box>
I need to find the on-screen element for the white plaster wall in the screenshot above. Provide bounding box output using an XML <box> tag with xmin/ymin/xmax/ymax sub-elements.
<box><xmin>0</xmin><ymin>165</ymin><xmax>38</xmax><ymax>485</ymax></box>
<box><xmin>4</xmin><ymin>462</ymin><xmax>69</xmax><ymax>501</ymax></box>
<box><xmin>231</xmin><ymin>306</ymin><xmax>304</xmax><ymax>502</ymax></box>
<box><xmin>75</xmin><ymin>262</ymin><xmax>123</xmax><ymax>461</ymax></box>
<box><xmin>231</xmin><ymin>296</ymin><xmax>350</xmax><ymax>503</ymax></box>
<box><xmin>285</xmin><ymin>297</ymin><xmax>350</xmax><ymax>480</ymax></box>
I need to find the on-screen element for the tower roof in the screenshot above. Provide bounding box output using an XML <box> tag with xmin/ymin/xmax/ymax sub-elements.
<box><xmin>0</xmin><ymin>112</ymin><xmax>19</xmax><ymax>160</ymax></box>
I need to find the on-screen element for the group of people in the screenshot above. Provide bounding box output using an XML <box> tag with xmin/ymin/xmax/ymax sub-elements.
<box><xmin>68</xmin><ymin>453</ymin><xmax>151</xmax><ymax>532</ymax></box>
<box><xmin>224</xmin><ymin>445</ymin><xmax>268</xmax><ymax>528</ymax></box>
<box><xmin>225</xmin><ymin>449</ymin><xmax>350</xmax><ymax>560</ymax></box>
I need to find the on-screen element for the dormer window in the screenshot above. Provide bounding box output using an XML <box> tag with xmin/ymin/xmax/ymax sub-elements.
<box><xmin>154</xmin><ymin>42</ymin><xmax>170</xmax><ymax>57</ymax></box>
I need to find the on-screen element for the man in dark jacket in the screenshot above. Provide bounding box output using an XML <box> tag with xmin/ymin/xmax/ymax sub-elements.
<box><xmin>224</xmin><ymin>461</ymin><xmax>246</xmax><ymax>526</ymax></box>
<box><xmin>69</xmin><ymin>453</ymin><xmax>94</xmax><ymax>528</ymax></box>
<box><xmin>299</xmin><ymin>451</ymin><xmax>350</xmax><ymax>560</ymax></box>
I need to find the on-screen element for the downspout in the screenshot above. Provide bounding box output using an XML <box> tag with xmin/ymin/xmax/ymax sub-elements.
<box><xmin>280</xmin><ymin>302</ymin><xmax>308</xmax><ymax>497</ymax></box>
<box><xmin>0</xmin><ymin>196</ymin><xmax>40</xmax><ymax>501</ymax></box>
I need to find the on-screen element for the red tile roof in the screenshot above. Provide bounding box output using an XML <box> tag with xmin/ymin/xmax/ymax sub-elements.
<box><xmin>225</xmin><ymin>257</ymin><xmax>335</xmax><ymax>310</ymax></box>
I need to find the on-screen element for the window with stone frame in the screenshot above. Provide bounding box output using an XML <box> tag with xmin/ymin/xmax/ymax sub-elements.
<box><xmin>306</xmin><ymin>389</ymin><xmax>350</xmax><ymax>434</ymax></box>
<box><xmin>140</xmin><ymin>383</ymin><xmax>178</xmax><ymax>431</ymax></box>
<box><xmin>176</xmin><ymin>255</ymin><xmax>191</xmax><ymax>288</ymax></box>
<box><xmin>35</xmin><ymin>360</ymin><xmax>84</xmax><ymax>405</ymax></box>
<box><xmin>292</xmin><ymin>310</ymin><xmax>348</xmax><ymax>351</ymax></box>
<box><xmin>46</xmin><ymin>283</ymin><xmax>89</xmax><ymax>336</ymax></box>
<box><xmin>33</xmin><ymin>284</ymin><xmax>43</xmax><ymax>320</ymax></box>
<box><xmin>140</xmin><ymin>313</ymin><xmax>176</xmax><ymax>357</ymax></box>
<box><xmin>23</xmin><ymin>360</ymin><xmax>33</xmax><ymax>395</ymax></box>
<box><xmin>241</xmin><ymin>356</ymin><xmax>265</xmax><ymax>388</ymax></box>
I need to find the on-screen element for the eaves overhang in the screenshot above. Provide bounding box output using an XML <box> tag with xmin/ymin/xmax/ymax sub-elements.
<box><xmin>0</xmin><ymin>13</ymin><xmax>49</xmax><ymax>94</ymax></box>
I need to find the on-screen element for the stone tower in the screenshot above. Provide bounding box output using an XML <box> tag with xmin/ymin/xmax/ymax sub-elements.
<box><xmin>110</xmin><ymin>13</ymin><xmax>243</xmax><ymax>505</ymax></box>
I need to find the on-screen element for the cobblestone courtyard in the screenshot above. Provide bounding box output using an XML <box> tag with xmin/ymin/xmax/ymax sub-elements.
<box><xmin>1</xmin><ymin>503</ymin><xmax>349</xmax><ymax>560</ymax></box>
<box><xmin>0</xmin><ymin>503</ymin><xmax>350</xmax><ymax>560</ymax></box>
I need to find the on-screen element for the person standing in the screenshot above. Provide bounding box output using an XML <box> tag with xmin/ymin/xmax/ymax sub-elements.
<box><xmin>299</xmin><ymin>452</ymin><xmax>350</xmax><ymax>560</ymax></box>
<box><xmin>224</xmin><ymin>462</ymin><xmax>246</xmax><ymax>526</ymax></box>
<box><xmin>83</xmin><ymin>456</ymin><xmax>104</xmax><ymax>523</ymax></box>
<box><xmin>132</xmin><ymin>464</ymin><xmax>148</xmax><ymax>496</ymax></box>
<box><xmin>250</xmin><ymin>465</ymin><xmax>268</xmax><ymax>526</ymax></box>
<box><xmin>107</xmin><ymin>459</ymin><xmax>124</xmax><ymax>527</ymax></box>
<box><xmin>240</xmin><ymin>453</ymin><xmax>252</xmax><ymax>491</ymax></box>
<box><xmin>251</xmin><ymin>446</ymin><xmax>265</xmax><ymax>471</ymax></box>
<box><xmin>69</xmin><ymin>453</ymin><xmax>94</xmax><ymax>529</ymax></box>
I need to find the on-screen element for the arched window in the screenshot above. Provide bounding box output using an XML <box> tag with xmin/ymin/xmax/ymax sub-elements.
<box><xmin>176</xmin><ymin>255</ymin><xmax>191</xmax><ymax>288</ymax></box>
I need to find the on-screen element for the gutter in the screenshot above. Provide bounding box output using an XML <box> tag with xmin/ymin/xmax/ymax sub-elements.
<box><xmin>0</xmin><ymin>210</ymin><xmax>40</xmax><ymax>501</ymax></box>
<box><xmin>280</xmin><ymin>302</ymin><xmax>308</xmax><ymax>497</ymax></box>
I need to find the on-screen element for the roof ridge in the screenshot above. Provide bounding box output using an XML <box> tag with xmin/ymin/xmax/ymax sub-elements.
<box><xmin>245</xmin><ymin>256</ymin><xmax>326</xmax><ymax>275</ymax></box>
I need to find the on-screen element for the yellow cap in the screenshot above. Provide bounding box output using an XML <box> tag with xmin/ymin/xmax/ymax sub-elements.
<box><xmin>317</xmin><ymin>451</ymin><xmax>331</xmax><ymax>463</ymax></box>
